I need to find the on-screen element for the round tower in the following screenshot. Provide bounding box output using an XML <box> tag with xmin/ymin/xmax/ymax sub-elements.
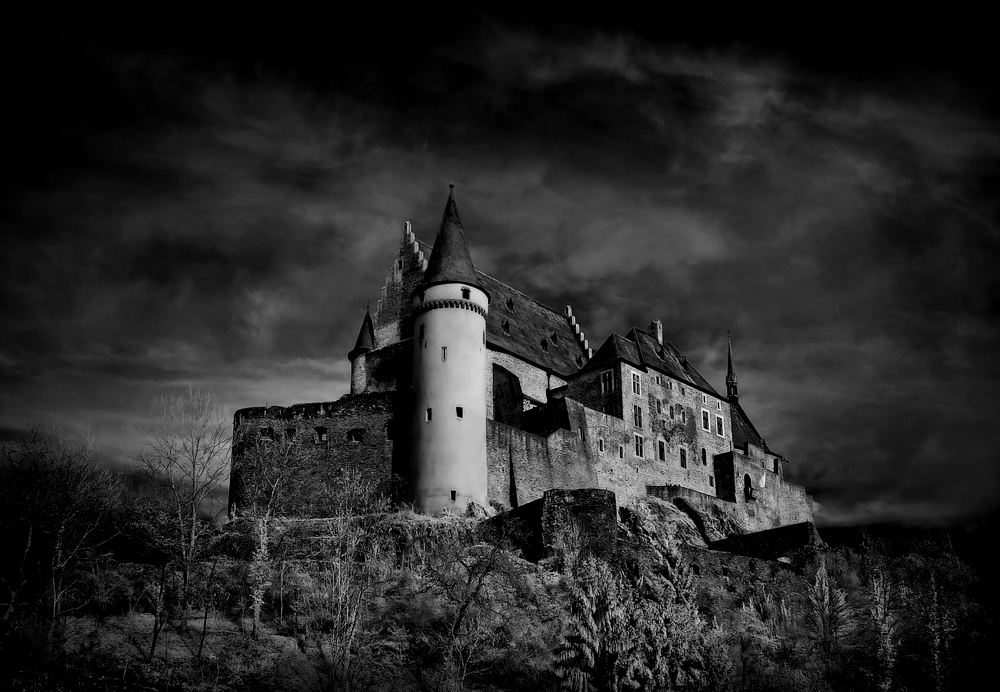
<box><xmin>410</xmin><ymin>186</ymin><xmax>490</xmax><ymax>514</ymax></box>
<box><xmin>348</xmin><ymin>307</ymin><xmax>375</xmax><ymax>395</ymax></box>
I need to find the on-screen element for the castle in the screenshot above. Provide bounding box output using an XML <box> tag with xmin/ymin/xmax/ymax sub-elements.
<box><xmin>229</xmin><ymin>188</ymin><xmax>813</xmax><ymax>535</ymax></box>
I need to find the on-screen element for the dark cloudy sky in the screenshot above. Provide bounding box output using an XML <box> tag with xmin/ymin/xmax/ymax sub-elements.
<box><xmin>2</xmin><ymin>13</ymin><xmax>998</xmax><ymax>528</ymax></box>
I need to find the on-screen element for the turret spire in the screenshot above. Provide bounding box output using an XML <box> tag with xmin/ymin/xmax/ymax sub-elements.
<box><xmin>726</xmin><ymin>330</ymin><xmax>738</xmax><ymax>403</ymax></box>
<box><xmin>348</xmin><ymin>306</ymin><xmax>375</xmax><ymax>362</ymax></box>
<box><xmin>417</xmin><ymin>186</ymin><xmax>488</xmax><ymax>299</ymax></box>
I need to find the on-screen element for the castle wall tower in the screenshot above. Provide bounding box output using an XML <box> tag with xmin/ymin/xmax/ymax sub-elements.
<box><xmin>348</xmin><ymin>307</ymin><xmax>375</xmax><ymax>395</ymax></box>
<box><xmin>410</xmin><ymin>187</ymin><xmax>490</xmax><ymax>514</ymax></box>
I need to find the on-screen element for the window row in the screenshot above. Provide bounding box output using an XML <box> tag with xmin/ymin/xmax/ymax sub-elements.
<box><xmin>424</xmin><ymin>407</ymin><xmax>465</xmax><ymax>421</ymax></box>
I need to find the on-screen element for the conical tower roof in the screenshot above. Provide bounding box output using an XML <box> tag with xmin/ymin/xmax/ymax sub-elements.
<box><xmin>418</xmin><ymin>186</ymin><xmax>488</xmax><ymax>299</ymax></box>
<box><xmin>348</xmin><ymin>307</ymin><xmax>375</xmax><ymax>361</ymax></box>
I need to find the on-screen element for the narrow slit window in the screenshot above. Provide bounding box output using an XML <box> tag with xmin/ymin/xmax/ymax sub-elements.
<box><xmin>709</xmin><ymin>476</ymin><xmax>715</xmax><ymax>487</ymax></box>
<box><xmin>656</xmin><ymin>400</ymin><xmax>662</xmax><ymax>414</ymax></box>
<box><xmin>425</xmin><ymin>408</ymin><xmax>432</xmax><ymax>422</ymax></box>
<box><xmin>680</xmin><ymin>448</ymin><xmax>687</xmax><ymax>469</ymax></box>
<box><xmin>619</xmin><ymin>446</ymin><xmax>624</xmax><ymax>459</ymax></box>
<box><xmin>701</xmin><ymin>448</ymin><xmax>707</xmax><ymax>465</ymax></box>
<box><xmin>502</xmin><ymin>319</ymin><xmax>510</xmax><ymax>335</ymax></box>
<box><xmin>681</xmin><ymin>410</ymin><xmax>687</xmax><ymax>424</ymax></box>
<box><xmin>658</xmin><ymin>440</ymin><xmax>666</xmax><ymax>461</ymax></box>
<box><xmin>456</xmin><ymin>406</ymin><xmax>464</xmax><ymax>418</ymax></box>
<box><xmin>598</xmin><ymin>438</ymin><xmax>605</xmax><ymax>453</ymax></box>
<box><xmin>461</xmin><ymin>287</ymin><xmax>471</xmax><ymax>299</ymax></box>
<box><xmin>450</xmin><ymin>490</ymin><xmax>456</xmax><ymax>501</ymax></box>
<box><xmin>442</xmin><ymin>346</ymin><xmax>447</xmax><ymax>361</ymax></box>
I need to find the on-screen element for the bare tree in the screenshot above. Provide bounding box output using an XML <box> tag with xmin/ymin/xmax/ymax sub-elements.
<box><xmin>0</xmin><ymin>427</ymin><xmax>121</xmax><ymax>656</ymax></box>
<box><xmin>133</xmin><ymin>386</ymin><xmax>230</xmax><ymax>612</ymax></box>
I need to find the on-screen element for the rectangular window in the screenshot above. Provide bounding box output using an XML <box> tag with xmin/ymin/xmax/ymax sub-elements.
<box><xmin>658</xmin><ymin>440</ymin><xmax>666</xmax><ymax>461</ymax></box>
<box><xmin>717</xmin><ymin>401</ymin><xmax>721</xmax><ymax>410</ymax></box>
<box><xmin>680</xmin><ymin>448</ymin><xmax>687</xmax><ymax>469</ymax></box>
<box><xmin>441</xmin><ymin>346</ymin><xmax>447</xmax><ymax>361</ymax></box>
<box><xmin>425</xmin><ymin>408</ymin><xmax>432</xmax><ymax>421</ymax></box>
<box><xmin>702</xmin><ymin>394</ymin><xmax>707</xmax><ymax>404</ymax></box>
<box><xmin>450</xmin><ymin>490</ymin><xmax>456</xmax><ymax>501</ymax></box>
<box><xmin>599</xmin><ymin>438</ymin><xmax>605</xmax><ymax>453</ymax></box>
<box><xmin>656</xmin><ymin>400</ymin><xmax>662</xmax><ymax>414</ymax></box>
<box><xmin>456</xmin><ymin>407</ymin><xmax>464</xmax><ymax>418</ymax></box>
<box><xmin>709</xmin><ymin>476</ymin><xmax>715</xmax><ymax>487</ymax></box>
<box><xmin>619</xmin><ymin>446</ymin><xmax>625</xmax><ymax>459</ymax></box>
<box><xmin>716</xmin><ymin>415</ymin><xmax>724</xmax><ymax>437</ymax></box>
<box><xmin>681</xmin><ymin>386</ymin><xmax>685</xmax><ymax>395</ymax></box>
<box><xmin>669</xmin><ymin>405</ymin><xmax>674</xmax><ymax>419</ymax></box>
<box><xmin>655</xmin><ymin>375</ymin><xmax>662</xmax><ymax>385</ymax></box>
<box><xmin>634</xmin><ymin>434</ymin><xmax>644</xmax><ymax>457</ymax></box>
<box><xmin>702</xmin><ymin>448</ymin><xmax>707</xmax><ymax>465</ymax></box>
<box><xmin>633</xmin><ymin>404</ymin><xmax>643</xmax><ymax>428</ymax></box>
<box><xmin>681</xmin><ymin>410</ymin><xmax>686</xmax><ymax>424</ymax></box>
<box><xmin>601</xmin><ymin>371</ymin><xmax>613</xmax><ymax>394</ymax></box>
<box><xmin>461</xmin><ymin>287</ymin><xmax>470</xmax><ymax>299</ymax></box>
<box><xmin>632</xmin><ymin>372</ymin><xmax>641</xmax><ymax>395</ymax></box>
<box><xmin>702</xmin><ymin>410</ymin><xmax>710</xmax><ymax>431</ymax></box>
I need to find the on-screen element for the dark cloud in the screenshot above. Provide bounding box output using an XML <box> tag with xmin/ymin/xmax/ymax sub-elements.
<box><xmin>1</xmin><ymin>17</ymin><xmax>998</xmax><ymax>527</ymax></box>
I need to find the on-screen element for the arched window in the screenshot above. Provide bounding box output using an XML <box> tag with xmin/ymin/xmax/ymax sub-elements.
<box><xmin>314</xmin><ymin>426</ymin><xmax>328</xmax><ymax>443</ymax></box>
<box><xmin>348</xmin><ymin>428</ymin><xmax>364</xmax><ymax>443</ymax></box>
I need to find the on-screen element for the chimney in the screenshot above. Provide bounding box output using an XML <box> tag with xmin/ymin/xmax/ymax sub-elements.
<box><xmin>649</xmin><ymin>319</ymin><xmax>663</xmax><ymax>345</ymax></box>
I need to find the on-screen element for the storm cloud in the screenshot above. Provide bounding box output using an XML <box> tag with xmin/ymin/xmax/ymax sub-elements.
<box><xmin>2</xmin><ymin>16</ymin><xmax>997</xmax><ymax>527</ymax></box>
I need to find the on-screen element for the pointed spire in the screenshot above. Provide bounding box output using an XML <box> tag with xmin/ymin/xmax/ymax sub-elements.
<box><xmin>348</xmin><ymin>307</ymin><xmax>375</xmax><ymax>361</ymax></box>
<box><xmin>417</xmin><ymin>186</ymin><xmax>488</xmax><ymax>299</ymax></box>
<box><xmin>726</xmin><ymin>330</ymin><xmax>739</xmax><ymax>403</ymax></box>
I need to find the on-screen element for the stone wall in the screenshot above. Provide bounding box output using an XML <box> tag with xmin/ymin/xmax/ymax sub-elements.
<box><xmin>488</xmin><ymin>488</ymin><xmax>617</xmax><ymax>562</ymax></box>
<box><xmin>363</xmin><ymin>339</ymin><xmax>413</xmax><ymax>393</ymax></box>
<box><xmin>229</xmin><ymin>392</ymin><xmax>407</xmax><ymax>517</ymax></box>
<box><xmin>708</xmin><ymin>522</ymin><xmax>821</xmax><ymax>561</ymax></box>
<box><xmin>486</xmin><ymin>420</ymin><xmax>598</xmax><ymax>510</ymax></box>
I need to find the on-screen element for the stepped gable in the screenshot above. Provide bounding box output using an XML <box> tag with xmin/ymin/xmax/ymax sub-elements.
<box><xmin>418</xmin><ymin>188</ymin><xmax>485</xmax><ymax>294</ymax></box>
<box><xmin>415</xmin><ymin>240</ymin><xmax>587</xmax><ymax>377</ymax></box>
<box><xmin>731</xmin><ymin>402</ymin><xmax>770</xmax><ymax>453</ymax></box>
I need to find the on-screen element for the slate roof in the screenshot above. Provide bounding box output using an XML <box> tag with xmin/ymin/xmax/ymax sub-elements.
<box><xmin>416</xmin><ymin>240</ymin><xmax>587</xmax><ymax>377</ymax></box>
<box><xmin>419</xmin><ymin>189</ymin><xmax>486</xmax><ymax>295</ymax></box>
<box><xmin>731</xmin><ymin>402</ymin><xmax>771</xmax><ymax>453</ymax></box>
<box><xmin>576</xmin><ymin>327</ymin><xmax>722</xmax><ymax>398</ymax></box>
<box><xmin>348</xmin><ymin>308</ymin><xmax>375</xmax><ymax>359</ymax></box>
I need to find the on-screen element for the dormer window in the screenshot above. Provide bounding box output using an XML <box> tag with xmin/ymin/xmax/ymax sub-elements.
<box><xmin>502</xmin><ymin>319</ymin><xmax>510</xmax><ymax>335</ymax></box>
<box><xmin>461</xmin><ymin>287</ymin><xmax>471</xmax><ymax>300</ymax></box>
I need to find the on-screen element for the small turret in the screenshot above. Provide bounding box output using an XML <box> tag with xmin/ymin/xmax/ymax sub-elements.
<box><xmin>348</xmin><ymin>307</ymin><xmax>375</xmax><ymax>395</ymax></box>
<box><xmin>726</xmin><ymin>331</ymin><xmax>738</xmax><ymax>404</ymax></box>
<box><xmin>410</xmin><ymin>186</ymin><xmax>490</xmax><ymax>515</ymax></box>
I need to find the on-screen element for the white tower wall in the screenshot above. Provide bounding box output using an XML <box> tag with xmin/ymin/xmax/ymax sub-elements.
<box><xmin>410</xmin><ymin>282</ymin><xmax>489</xmax><ymax>514</ymax></box>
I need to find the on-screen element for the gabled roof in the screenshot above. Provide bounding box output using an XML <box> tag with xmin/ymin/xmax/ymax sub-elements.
<box><xmin>416</xmin><ymin>239</ymin><xmax>587</xmax><ymax>377</ymax></box>
<box><xmin>419</xmin><ymin>189</ymin><xmax>485</xmax><ymax>295</ymax></box>
<box><xmin>575</xmin><ymin>328</ymin><xmax>722</xmax><ymax>398</ymax></box>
